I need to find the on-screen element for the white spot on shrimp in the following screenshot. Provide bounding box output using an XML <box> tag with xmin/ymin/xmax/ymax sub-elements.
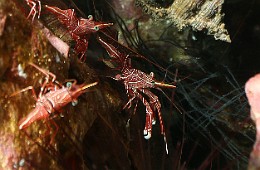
<box><xmin>152</xmin><ymin>118</ymin><xmax>156</xmax><ymax>125</ymax></box>
<box><xmin>192</xmin><ymin>34</ymin><xmax>197</xmax><ymax>41</ymax></box>
<box><xmin>126</xmin><ymin>119</ymin><xmax>130</xmax><ymax>128</ymax></box>
<box><xmin>55</xmin><ymin>53</ymin><xmax>61</xmax><ymax>63</ymax></box>
<box><xmin>164</xmin><ymin>136</ymin><xmax>168</xmax><ymax>154</ymax></box>
<box><xmin>72</xmin><ymin>99</ymin><xmax>78</xmax><ymax>106</ymax></box>
<box><xmin>17</xmin><ymin>64</ymin><xmax>27</xmax><ymax>78</ymax></box>
<box><xmin>13</xmin><ymin>163</ymin><xmax>18</xmax><ymax>169</ymax></box>
<box><xmin>19</xmin><ymin>158</ymin><xmax>25</xmax><ymax>167</ymax></box>
<box><xmin>144</xmin><ymin>129</ymin><xmax>151</xmax><ymax>139</ymax></box>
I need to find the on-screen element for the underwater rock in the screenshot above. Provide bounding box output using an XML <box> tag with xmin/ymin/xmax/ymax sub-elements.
<box><xmin>0</xmin><ymin>1</ymin><xmax>123</xmax><ymax>169</ymax></box>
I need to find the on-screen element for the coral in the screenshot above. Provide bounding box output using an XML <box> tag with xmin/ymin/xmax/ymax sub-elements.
<box><xmin>135</xmin><ymin>0</ymin><xmax>231</xmax><ymax>42</ymax></box>
<box><xmin>245</xmin><ymin>74</ymin><xmax>260</xmax><ymax>168</ymax></box>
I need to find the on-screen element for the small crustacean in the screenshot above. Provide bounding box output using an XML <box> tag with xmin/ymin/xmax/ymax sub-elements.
<box><xmin>45</xmin><ymin>5</ymin><xmax>113</xmax><ymax>61</ymax></box>
<box><xmin>25</xmin><ymin>0</ymin><xmax>41</xmax><ymax>21</ymax></box>
<box><xmin>11</xmin><ymin>63</ymin><xmax>98</xmax><ymax>143</ymax></box>
<box><xmin>97</xmin><ymin>36</ymin><xmax>175</xmax><ymax>148</ymax></box>
<box><xmin>115</xmin><ymin>68</ymin><xmax>176</xmax><ymax>141</ymax></box>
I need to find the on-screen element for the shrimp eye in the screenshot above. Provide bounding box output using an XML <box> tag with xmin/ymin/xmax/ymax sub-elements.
<box><xmin>88</xmin><ymin>15</ymin><xmax>93</xmax><ymax>19</ymax></box>
<box><xmin>151</xmin><ymin>81</ymin><xmax>155</xmax><ymax>86</ymax></box>
<box><xmin>150</xmin><ymin>72</ymin><xmax>154</xmax><ymax>78</ymax></box>
<box><xmin>94</xmin><ymin>26</ymin><xmax>99</xmax><ymax>31</ymax></box>
<box><xmin>66</xmin><ymin>82</ymin><xmax>73</xmax><ymax>88</ymax></box>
